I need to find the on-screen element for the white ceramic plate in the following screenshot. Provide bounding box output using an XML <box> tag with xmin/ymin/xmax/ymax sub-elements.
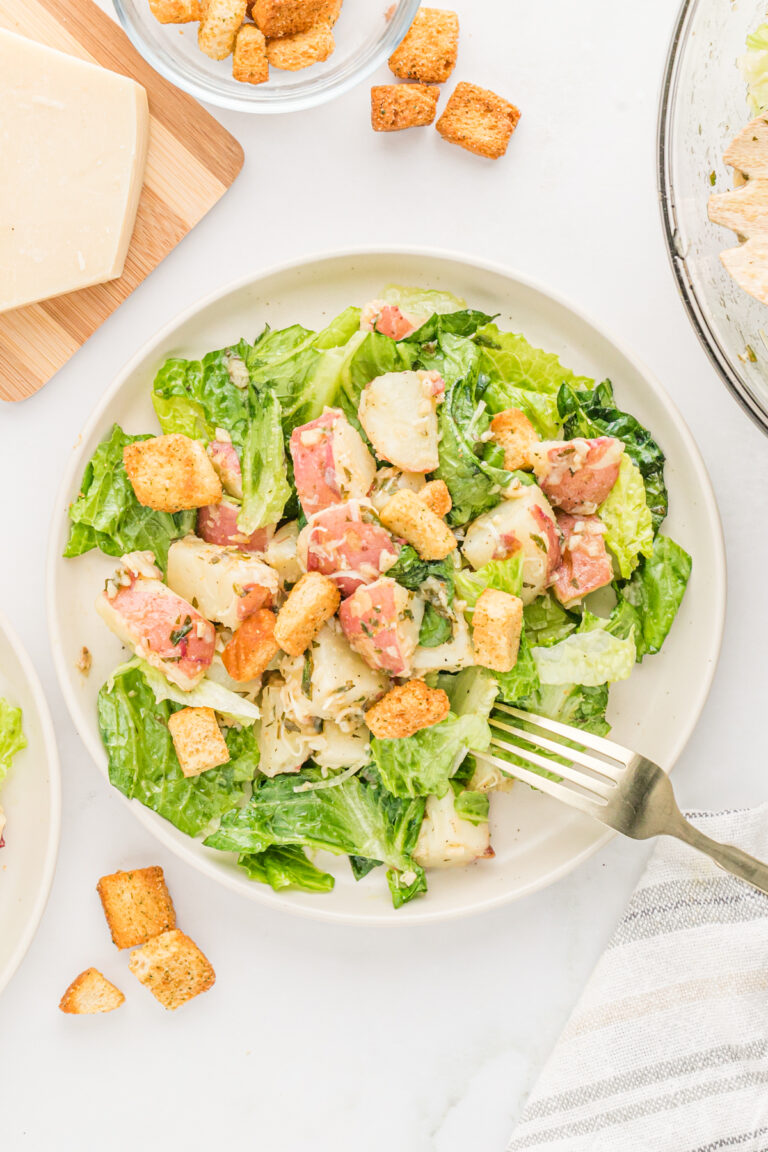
<box><xmin>47</xmin><ymin>248</ymin><xmax>725</xmax><ymax>925</ymax></box>
<box><xmin>0</xmin><ymin>611</ymin><xmax>60</xmax><ymax>990</ymax></box>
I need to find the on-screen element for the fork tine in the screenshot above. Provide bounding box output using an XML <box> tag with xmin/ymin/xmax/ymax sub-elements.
<box><xmin>495</xmin><ymin>704</ymin><xmax>631</xmax><ymax>763</ymax></box>
<box><xmin>489</xmin><ymin>734</ymin><xmax>615</xmax><ymax>800</ymax></box>
<box><xmin>473</xmin><ymin>752</ymin><xmax>604</xmax><ymax>819</ymax></box>
<box><xmin>489</xmin><ymin>716</ymin><xmax>624</xmax><ymax>782</ymax></box>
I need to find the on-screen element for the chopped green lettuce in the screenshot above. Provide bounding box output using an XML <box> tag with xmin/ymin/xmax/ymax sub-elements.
<box><xmin>371</xmin><ymin>712</ymin><xmax>491</xmax><ymax>799</ymax></box>
<box><xmin>454</xmin><ymin>553</ymin><xmax>523</xmax><ymax>607</ymax></box>
<box><xmin>438</xmin><ymin>665</ymin><xmax>498</xmax><ymax>721</ymax></box>
<box><xmin>239</xmin><ymin>385</ymin><xmax>292</xmax><ymax>531</ymax></box>
<box><xmin>435</xmin><ymin>375</ymin><xmax>511</xmax><ymax>526</ymax></box>
<box><xmin>523</xmin><ymin>593</ymin><xmax>578</xmax><ymax>647</ymax></box>
<box><xmin>617</xmin><ymin>535</ymin><xmax>692</xmax><ymax>659</ymax></box>
<box><xmin>477</xmin><ymin>324</ymin><xmax>594</xmax><ymax>395</ymax></box>
<box><xmin>64</xmin><ymin>425</ymin><xmax>195</xmax><ymax>571</ymax></box>
<box><xmin>238</xmin><ymin>845</ymin><xmax>334</xmax><ymax>893</ymax></box>
<box><xmin>98</xmin><ymin>666</ymin><xmax>255</xmax><ymax>837</ymax></box>
<box><xmin>494</xmin><ymin>631</ymin><xmax>541</xmax><ymax>702</ymax></box>
<box><xmin>152</xmin><ymin>347</ymin><xmax>251</xmax><ymax>443</ymax></box>
<box><xmin>531</xmin><ymin>617</ymin><xmax>636</xmax><ymax>686</ymax></box>
<box><xmin>0</xmin><ymin>698</ymin><xmax>25</xmax><ymax>787</ymax></box>
<box><xmin>123</xmin><ymin>658</ymin><xmax>261</xmax><ymax>726</ymax></box>
<box><xmin>741</xmin><ymin>23</ymin><xmax>768</xmax><ymax>114</ymax></box>
<box><xmin>452</xmin><ymin>788</ymin><xmax>489</xmax><ymax>825</ymax></box>
<box><xmin>599</xmin><ymin>453</ymin><xmax>655</xmax><ymax>579</ymax></box>
<box><xmin>205</xmin><ymin>766</ymin><xmax>426</xmax><ymax>908</ymax></box>
<box><xmin>379</xmin><ymin>284</ymin><xmax>467</xmax><ymax>315</ymax></box>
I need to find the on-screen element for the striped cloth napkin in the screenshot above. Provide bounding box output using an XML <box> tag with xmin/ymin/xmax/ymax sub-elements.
<box><xmin>508</xmin><ymin>805</ymin><xmax>768</xmax><ymax>1152</ymax></box>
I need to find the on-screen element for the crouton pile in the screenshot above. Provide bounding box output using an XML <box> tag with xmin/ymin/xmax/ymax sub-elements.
<box><xmin>59</xmin><ymin>866</ymin><xmax>215</xmax><ymax>1014</ymax></box>
<box><xmin>148</xmin><ymin>0</ymin><xmax>344</xmax><ymax>84</ymax></box>
<box><xmin>371</xmin><ymin>7</ymin><xmax>521</xmax><ymax>160</ymax></box>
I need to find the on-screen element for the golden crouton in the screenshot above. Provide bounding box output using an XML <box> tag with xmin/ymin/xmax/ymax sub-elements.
<box><xmin>252</xmin><ymin>0</ymin><xmax>337</xmax><ymax>36</ymax></box>
<box><xmin>419</xmin><ymin>479</ymin><xmax>452</xmax><ymax>518</ymax></box>
<box><xmin>490</xmin><ymin>408</ymin><xmax>539</xmax><ymax>471</ymax></box>
<box><xmin>222</xmin><ymin>608</ymin><xmax>279</xmax><ymax>681</ymax></box>
<box><xmin>371</xmin><ymin>84</ymin><xmax>439</xmax><ymax>132</ymax></box>
<box><xmin>97</xmin><ymin>866</ymin><xmax>176</xmax><ymax>950</ymax></box>
<box><xmin>365</xmin><ymin>679</ymin><xmax>449</xmax><ymax>739</ymax></box>
<box><xmin>388</xmin><ymin>7</ymin><xmax>459</xmax><ymax>84</ymax></box>
<box><xmin>128</xmin><ymin>929</ymin><xmax>215</xmax><ymax>1011</ymax></box>
<box><xmin>168</xmin><ymin>707</ymin><xmax>231</xmax><ymax>778</ymax></box>
<box><xmin>266</xmin><ymin>22</ymin><xmax>334</xmax><ymax>70</ymax></box>
<box><xmin>472</xmin><ymin>589</ymin><xmax>523</xmax><ymax>672</ymax></box>
<box><xmin>274</xmin><ymin>572</ymin><xmax>340</xmax><ymax>656</ymax></box>
<box><xmin>123</xmin><ymin>434</ymin><xmax>222</xmax><ymax>514</ymax></box>
<box><xmin>233</xmin><ymin>23</ymin><xmax>269</xmax><ymax>83</ymax></box>
<box><xmin>149</xmin><ymin>0</ymin><xmax>204</xmax><ymax>21</ymax></box>
<box><xmin>198</xmin><ymin>0</ymin><xmax>247</xmax><ymax>59</ymax></box>
<box><xmin>59</xmin><ymin>968</ymin><xmax>125</xmax><ymax>1015</ymax></box>
<box><xmin>436</xmin><ymin>81</ymin><xmax>520</xmax><ymax>160</ymax></box>
<box><xmin>379</xmin><ymin>488</ymin><xmax>457</xmax><ymax>561</ymax></box>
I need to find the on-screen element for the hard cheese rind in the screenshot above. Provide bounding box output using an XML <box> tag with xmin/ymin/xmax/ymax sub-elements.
<box><xmin>0</xmin><ymin>29</ymin><xmax>149</xmax><ymax>314</ymax></box>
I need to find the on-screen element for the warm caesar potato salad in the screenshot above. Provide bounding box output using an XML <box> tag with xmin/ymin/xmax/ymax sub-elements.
<box><xmin>65</xmin><ymin>286</ymin><xmax>691</xmax><ymax>908</ymax></box>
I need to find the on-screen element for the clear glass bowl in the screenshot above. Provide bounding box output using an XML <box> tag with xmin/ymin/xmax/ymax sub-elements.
<box><xmin>659</xmin><ymin>0</ymin><xmax>768</xmax><ymax>434</ymax></box>
<box><xmin>113</xmin><ymin>0</ymin><xmax>420</xmax><ymax>113</ymax></box>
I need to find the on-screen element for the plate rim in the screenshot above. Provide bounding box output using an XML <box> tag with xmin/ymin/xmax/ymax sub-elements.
<box><xmin>0</xmin><ymin>609</ymin><xmax>61</xmax><ymax>992</ymax></box>
<box><xmin>46</xmin><ymin>244</ymin><xmax>726</xmax><ymax>926</ymax></box>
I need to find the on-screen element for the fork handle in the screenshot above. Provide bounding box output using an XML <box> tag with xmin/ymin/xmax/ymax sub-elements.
<box><xmin>671</xmin><ymin>817</ymin><xmax>768</xmax><ymax>896</ymax></box>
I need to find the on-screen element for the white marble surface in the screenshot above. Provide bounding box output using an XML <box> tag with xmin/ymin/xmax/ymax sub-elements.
<box><xmin>2</xmin><ymin>1</ymin><xmax>768</xmax><ymax>1148</ymax></box>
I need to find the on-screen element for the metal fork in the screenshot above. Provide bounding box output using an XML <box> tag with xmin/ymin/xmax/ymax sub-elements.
<box><xmin>473</xmin><ymin>704</ymin><xmax>768</xmax><ymax>895</ymax></box>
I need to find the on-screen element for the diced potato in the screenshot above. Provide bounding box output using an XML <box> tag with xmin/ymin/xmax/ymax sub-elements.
<box><xmin>358</xmin><ymin>370</ymin><xmax>444</xmax><ymax>473</ymax></box>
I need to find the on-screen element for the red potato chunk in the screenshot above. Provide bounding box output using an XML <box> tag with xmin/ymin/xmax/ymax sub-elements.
<box><xmin>462</xmin><ymin>484</ymin><xmax>561</xmax><ymax>605</ymax></box>
<box><xmin>552</xmin><ymin>512</ymin><xmax>614</xmax><ymax>608</ymax></box>
<box><xmin>196</xmin><ymin>500</ymin><xmax>274</xmax><ymax>551</ymax></box>
<box><xmin>297</xmin><ymin>500</ymin><xmax>399</xmax><ymax>597</ymax></box>
<box><xmin>358</xmin><ymin>370</ymin><xmax>444</xmax><ymax>473</ymax></box>
<box><xmin>96</xmin><ymin>565</ymin><xmax>215</xmax><ymax>690</ymax></box>
<box><xmin>289</xmin><ymin>408</ymin><xmax>377</xmax><ymax>517</ymax></box>
<box><xmin>166</xmin><ymin>537</ymin><xmax>279</xmax><ymax>630</ymax></box>
<box><xmin>207</xmin><ymin>438</ymin><xmax>243</xmax><ymax>499</ymax></box>
<box><xmin>360</xmin><ymin>300</ymin><xmax>426</xmax><ymax>341</ymax></box>
<box><xmin>338</xmin><ymin>577</ymin><xmax>423</xmax><ymax>676</ymax></box>
<box><xmin>531</xmin><ymin>437</ymin><xmax>623</xmax><ymax>514</ymax></box>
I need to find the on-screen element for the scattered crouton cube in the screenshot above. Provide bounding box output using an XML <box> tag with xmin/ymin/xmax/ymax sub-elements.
<box><xmin>437</xmin><ymin>82</ymin><xmax>520</xmax><ymax>160</ymax></box>
<box><xmin>149</xmin><ymin>0</ymin><xmax>204</xmax><ymax>22</ymax></box>
<box><xmin>168</xmin><ymin>707</ymin><xmax>231</xmax><ymax>778</ymax></box>
<box><xmin>123</xmin><ymin>434</ymin><xmax>222</xmax><ymax>514</ymax></box>
<box><xmin>97</xmin><ymin>866</ymin><xmax>176</xmax><ymax>950</ymax></box>
<box><xmin>266</xmin><ymin>22</ymin><xmax>334</xmax><ymax>70</ymax></box>
<box><xmin>365</xmin><ymin>679</ymin><xmax>449</xmax><ymax>739</ymax></box>
<box><xmin>128</xmin><ymin>929</ymin><xmax>215</xmax><ymax>1011</ymax></box>
<box><xmin>490</xmin><ymin>408</ymin><xmax>540</xmax><ymax>471</ymax></box>
<box><xmin>388</xmin><ymin>7</ymin><xmax>459</xmax><ymax>84</ymax></box>
<box><xmin>198</xmin><ymin>0</ymin><xmax>247</xmax><ymax>59</ymax></box>
<box><xmin>472</xmin><ymin>589</ymin><xmax>523</xmax><ymax>672</ymax></box>
<box><xmin>274</xmin><ymin>572</ymin><xmax>340</xmax><ymax>656</ymax></box>
<box><xmin>59</xmin><ymin>968</ymin><xmax>125</xmax><ymax>1015</ymax></box>
<box><xmin>233</xmin><ymin>23</ymin><xmax>269</xmax><ymax>83</ymax></box>
<box><xmin>379</xmin><ymin>488</ymin><xmax>457</xmax><ymax>561</ymax></box>
<box><xmin>222</xmin><ymin>608</ymin><xmax>280</xmax><ymax>681</ymax></box>
<box><xmin>419</xmin><ymin>479</ymin><xmax>452</xmax><ymax>518</ymax></box>
<box><xmin>371</xmin><ymin>83</ymin><xmax>439</xmax><ymax>132</ymax></box>
<box><xmin>252</xmin><ymin>0</ymin><xmax>337</xmax><ymax>36</ymax></box>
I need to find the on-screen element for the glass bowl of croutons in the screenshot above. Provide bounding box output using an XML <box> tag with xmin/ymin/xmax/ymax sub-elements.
<box><xmin>114</xmin><ymin>0</ymin><xmax>421</xmax><ymax>113</ymax></box>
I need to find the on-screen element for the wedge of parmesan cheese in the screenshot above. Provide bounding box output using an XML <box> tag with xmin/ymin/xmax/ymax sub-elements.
<box><xmin>0</xmin><ymin>30</ymin><xmax>149</xmax><ymax>314</ymax></box>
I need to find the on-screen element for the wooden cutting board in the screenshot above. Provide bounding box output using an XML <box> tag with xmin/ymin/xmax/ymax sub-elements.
<box><xmin>0</xmin><ymin>0</ymin><xmax>244</xmax><ymax>402</ymax></box>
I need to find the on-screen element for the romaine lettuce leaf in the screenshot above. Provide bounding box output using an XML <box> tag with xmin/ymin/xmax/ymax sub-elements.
<box><xmin>531</xmin><ymin>620</ymin><xmax>636</xmax><ymax>686</ymax></box>
<box><xmin>523</xmin><ymin>593</ymin><xmax>578</xmax><ymax>647</ymax></box>
<box><xmin>454</xmin><ymin>553</ymin><xmax>523</xmax><ymax>606</ymax></box>
<box><xmin>371</xmin><ymin>712</ymin><xmax>491</xmax><ymax>799</ymax></box>
<box><xmin>483</xmin><ymin>382</ymin><xmax>563</xmax><ymax>439</ymax></box>
<box><xmin>409</xmin><ymin>309</ymin><xmax>495</xmax><ymax>344</ymax></box>
<box><xmin>617</xmin><ymin>535</ymin><xmax>691</xmax><ymax>658</ymax></box>
<box><xmin>98</xmin><ymin>666</ymin><xmax>255</xmax><ymax>837</ymax></box>
<box><xmin>434</xmin><ymin>376</ymin><xmax>511</xmax><ymax>526</ymax></box>
<box><xmin>494</xmin><ymin>631</ymin><xmax>541</xmax><ymax>702</ymax></box>
<box><xmin>125</xmin><ymin>659</ymin><xmax>260</xmax><ymax>725</ymax></box>
<box><xmin>476</xmin><ymin>324</ymin><xmax>594</xmax><ymax>394</ymax></box>
<box><xmin>152</xmin><ymin>348</ymin><xmax>251</xmax><ymax>443</ymax></box>
<box><xmin>452</xmin><ymin>788</ymin><xmax>489</xmax><ymax>825</ymax></box>
<box><xmin>558</xmin><ymin>380</ymin><xmax>668</xmax><ymax>530</ymax></box>
<box><xmin>239</xmin><ymin>384</ymin><xmax>292</xmax><ymax>532</ymax></box>
<box><xmin>380</xmin><ymin>284</ymin><xmax>467</xmax><ymax>315</ymax></box>
<box><xmin>64</xmin><ymin>424</ymin><xmax>195</xmax><ymax>571</ymax></box>
<box><xmin>599</xmin><ymin>453</ymin><xmax>654</xmax><ymax>579</ymax></box>
<box><xmin>438</xmin><ymin>665</ymin><xmax>498</xmax><ymax>721</ymax></box>
<box><xmin>205</xmin><ymin>766</ymin><xmax>427</xmax><ymax>907</ymax></box>
<box><xmin>0</xmin><ymin>698</ymin><xmax>25</xmax><ymax>788</ymax></box>
<box><xmin>237</xmin><ymin>845</ymin><xmax>334</xmax><ymax>893</ymax></box>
